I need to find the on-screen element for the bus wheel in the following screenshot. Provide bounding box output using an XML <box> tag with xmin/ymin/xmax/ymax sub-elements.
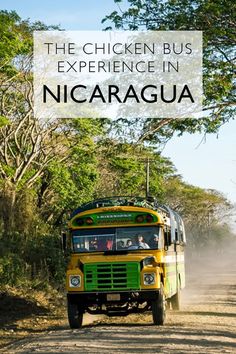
<box><xmin>151</xmin><ymin>283</ymin><xmax>166</xmax><ymax>325</ymax></box>
<box><xmin>67</xmin><ymin>299</ymin><xmax>83</xmax><ymax>329</ymax></box>
<box><xmin>171</xmin><ymin>287</ymin><xmax>181</xmax><ymax>310</ymax></box>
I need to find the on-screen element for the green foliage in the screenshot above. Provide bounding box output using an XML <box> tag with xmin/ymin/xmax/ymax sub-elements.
<box><xmin>33</xmin><ymin>118</ymin><xmax>103</xmax><ymax>226</ymax></box>
<box><xmin>0</xmin><ymin>232</ymin><xmax>65</xmax><ymax>289</ymax></box>
<box><xmin>0</xmin><ymin>116</ymin><xmax>10</xmax><ymax>127</ymax></box>
<box><xmin>0</xmin><ymin>11</ymin><xmax>25</xmax><ymax>62</ymax></box>
<box><xmin>0</xmin><ymin>253</ymin><xmax>25</xmax><ymax>286</ymax></box>
<box><xmin>96</xmin><ymin>141</ymin><xmax>175</xmax><ymax>198</ymax></box>
<box><xmin>0</xmin><ymin>10</ymin><xmax>61</xmax><ymax>72</ymax></box>
<box><xmin>104</xmin><ymin>0</ymin><xmax>236</xmax><ymax>143</ymax></box>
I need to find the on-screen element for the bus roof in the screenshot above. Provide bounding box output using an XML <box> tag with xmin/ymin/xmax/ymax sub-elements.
<box><xmin>71</xmin><ymin>196</ymin><xmax>156</xmax><ymax>217</ymax></box>
<box><xmin>70</xmin><ymin>196</ymin><xmax>181</xmax><ymax>220</ymax></box>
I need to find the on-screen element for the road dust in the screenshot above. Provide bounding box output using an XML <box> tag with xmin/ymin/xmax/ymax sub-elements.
<box><xmin>1</xmin><ymin>241</ymin><xmax>236</xmax><ymax>354</ymax></box>
<box><xmin>184</xmin><ymin>238</ymin><xmax>236</xmax><ymax>304</ymax></box>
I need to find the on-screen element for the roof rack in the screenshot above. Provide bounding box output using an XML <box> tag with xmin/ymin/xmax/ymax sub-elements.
<box><xmin>70</xmin><ymin>196</ymin><xmax>183</xmax><ymax>222</ymax></box>
<box><xmin>70</xmin><ymin>196</ymin><xmax>159</xmax><ymax>217</ymax></box>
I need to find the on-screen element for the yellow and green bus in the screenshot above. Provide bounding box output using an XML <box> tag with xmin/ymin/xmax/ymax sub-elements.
<box><xmin>64</xmin><ymin>196</ymin><xmax>186</xmax><ymax>327</ymax></box>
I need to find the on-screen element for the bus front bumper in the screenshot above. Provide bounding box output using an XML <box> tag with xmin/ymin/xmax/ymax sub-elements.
<box><xmin>67</xmin><ymin>289</ymin><xmax>160</xmax><ymax>306</ymax></box>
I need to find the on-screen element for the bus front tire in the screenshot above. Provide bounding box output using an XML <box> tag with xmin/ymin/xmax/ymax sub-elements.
<box><xmin>151</xmin><ymin>284</ymin><xmax>166</xmax><ymax>325</ymax></box>
<box><xmin>67</xmin><ymin>300</ymin><xmax>83</xmax><ymax>329</ymax></box>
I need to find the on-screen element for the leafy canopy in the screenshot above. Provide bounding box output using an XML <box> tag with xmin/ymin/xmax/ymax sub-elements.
<box><xmin>104</xmin><ymin>0</ymin><xmax>236</xmax><ymax>143</ymax></box>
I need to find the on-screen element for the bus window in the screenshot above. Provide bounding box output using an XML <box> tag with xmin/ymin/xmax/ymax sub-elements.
<box><xmin>72</xmin><ymin>226</ymin><xmax>161</xmax><ymax>253</ymax></box>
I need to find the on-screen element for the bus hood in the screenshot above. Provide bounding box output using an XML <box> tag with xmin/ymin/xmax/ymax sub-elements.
<box><xmin>68</xmin><ymin>252</ymin><xmax>159</xmax><ymax>269</ymax></box>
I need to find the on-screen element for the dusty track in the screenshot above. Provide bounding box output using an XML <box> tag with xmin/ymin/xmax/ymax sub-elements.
<box><xmin>2</xmin><ymin>259</ymin><xmax>236</xmax><ymax>354</ymax></box>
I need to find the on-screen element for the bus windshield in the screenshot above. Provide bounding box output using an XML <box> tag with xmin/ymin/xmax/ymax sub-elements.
<box><xmin>72</xmin><ymin>226</ymin><xmax>162</xmax><ymax>253</ymax></box>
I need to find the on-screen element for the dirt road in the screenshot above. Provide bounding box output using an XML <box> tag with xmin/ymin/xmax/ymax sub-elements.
<box><xmin>2</xmin><ymin>259</ymin><xmax>236</xmax><ymax>354</ymax></box>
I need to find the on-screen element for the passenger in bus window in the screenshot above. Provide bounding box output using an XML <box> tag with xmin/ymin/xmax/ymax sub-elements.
<box><xmin>126</xmin><ymin>239</ymin><xmax>132</xmax><ymax>247</ymax></box>
<box><xmin>106</xmin><ymin>239</ymin><xmax>113</xmax><ymax>250</ymax></box>
<box><xmin>135</xmin><ymin>234</ymin><xmax>150</xmax><ymax>249</ymax></box>
<box><xmin>89</xmin><ymin>239</ymin><xmax>97</xmax><ymax>250</ymax></box>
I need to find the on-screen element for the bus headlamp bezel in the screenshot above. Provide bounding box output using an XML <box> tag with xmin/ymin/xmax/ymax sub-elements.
<box><xmin>69</xmin><ymin>275</ymin><xmax>81</xmax><ymax>288</ymax></box>
<box><xmin>143</xmin><ymin>272</ymin><xmax>156</xmax><ymax>285</ymax></box>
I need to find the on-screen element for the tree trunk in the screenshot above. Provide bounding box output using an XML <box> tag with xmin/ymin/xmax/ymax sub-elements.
<box><xmin>0</xmin><ymin>182</ymin><xmax>16</xmax><ymax>236</ymax></box>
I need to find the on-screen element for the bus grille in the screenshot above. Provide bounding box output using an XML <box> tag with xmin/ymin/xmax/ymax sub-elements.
<box><xmin>84</xmin><ymin>262</ymin><xmax>140</xmax><ymax>291</ymax></box>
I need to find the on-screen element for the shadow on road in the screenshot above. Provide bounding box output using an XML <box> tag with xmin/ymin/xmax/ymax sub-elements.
<box><xmin>0</xmin><ymin>291</ymin><xmax>49</xmax><ymax>329</ymax></box>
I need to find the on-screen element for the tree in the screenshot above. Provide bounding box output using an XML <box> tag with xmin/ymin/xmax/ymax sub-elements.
<box><xmin>35</xmin><ymin>118</ymin><xmax>104</xmax><ymax>228</ymax></box>
<box><xmin>163</xmin><ymin>175</ymin><xmax>233</xmax><ymax>253</ymax></box>
<box><xmin>0</xmin><ymin>11</ymin><xmax>106</xmax><ymax>234</ymax></box>
<box><xmin>95</xmin><ymin>139</ymin><xmax>175</xmax><ymax>197</ymax></box>
<box><xmin>103</xmin><ymin>0</ymin><xmax>236</xmax><ymax>143</ymax></box>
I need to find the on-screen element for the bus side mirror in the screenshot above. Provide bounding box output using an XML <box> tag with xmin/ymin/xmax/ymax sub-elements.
<box><xmin>61</xmin><ymin>232</ymin><xmax>67</xmax><ymax>252</ymax></box>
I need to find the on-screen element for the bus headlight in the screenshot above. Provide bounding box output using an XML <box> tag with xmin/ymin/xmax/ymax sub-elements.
<box><xmin>69</xmin><ymin>275</ymin><xmax>81</xmax><ymax>288</ymax></box>
<box><xmin>143</xmin><ymin>273</ymin><xmax>155</xmax><ymax>285</ymax></box>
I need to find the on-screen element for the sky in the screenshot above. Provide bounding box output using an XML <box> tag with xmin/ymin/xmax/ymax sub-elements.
<box><xmin>1</xmin><ymin>0</ymin><xmax>236</xmax><ymax>206</ymax></box>
<box><xmin>164</xmin><ymin>120</ymin><xmax>236</xmax><ymax>204</ymax></box>
<box><xmin>0</xmin><ymin>0</ymin><xmax>118</xmax><ymax>30</ymax></box>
